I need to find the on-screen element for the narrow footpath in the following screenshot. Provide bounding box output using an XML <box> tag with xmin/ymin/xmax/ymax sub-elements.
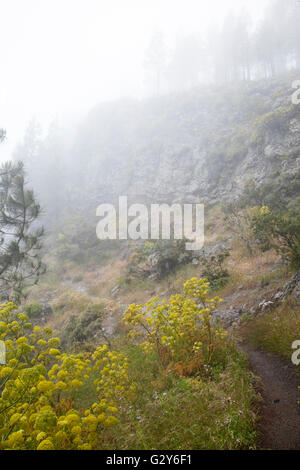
<box><xmin>241</xmin><ymin>343</ymin><xmax>300</xmax><ymax>450</ymax></box>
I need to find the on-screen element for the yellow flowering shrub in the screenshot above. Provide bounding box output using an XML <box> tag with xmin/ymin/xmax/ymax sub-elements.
<box><xmin>0</xmin><ymin>302</ymin><xmax>134</xmax><ymax>450</ymax></box>
<box><xmin>93</xmin><ymin>345</ymin><xmax>136</xmax><ymax>403</ymax></box>
<box><xmin>259</xmin><ymin>205</ymin><xmax>270</xmax><ymax>215</ymax></box>
<box><xmin>123</xmin><ymin>278</ymin><xmax>227</xmax><ymax>372</ymax></box>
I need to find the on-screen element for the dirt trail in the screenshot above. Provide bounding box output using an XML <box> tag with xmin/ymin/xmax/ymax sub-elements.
<box><xmin>241</xmin><ymin>343</ymin><xmax>300</xmax><ymax>450</ymax></box>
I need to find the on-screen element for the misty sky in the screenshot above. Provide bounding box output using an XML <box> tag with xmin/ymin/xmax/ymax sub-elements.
<box><xmin>0</xmin><ymin>0</ymin><xmax>269</xmax><ymax>160</ymax></box>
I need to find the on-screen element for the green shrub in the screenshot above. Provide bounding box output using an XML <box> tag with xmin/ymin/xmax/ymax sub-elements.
<box><xmin>251</xmin><ymin>206</ymin><xmax>300</xmax><ymax>269</ymax></box>
<box><xmin>252</xmin><ymin>105</ymin><xmax>300</xmax><ymax>143</ymax></box>
<box><xmin>127</xmin><ymin>239</ymin><xmax>193</xmax><ymax>280</ymax></box>
<box><xmin>62</xmin><ymin>310</ymin><xmax>108</xmax><ymax>349</ymax></box>
<box><xmin>200</xmin><ymin>252</ymin><xmax>230</xmax><ymax>288</ymax></box>
<box><xmin>24</xmin><ymin>301</ymin><xmax>42</xmax><ymax>318</ymax></box>
<box><xmin>149</xmin><ymin>239</ymin><xmax>193</xmax><ymax>277</ymax></box>
<box><xmin>240</xmin><ymin>172</ymin><xmax>300</xmax><ymax>212</ymax></box>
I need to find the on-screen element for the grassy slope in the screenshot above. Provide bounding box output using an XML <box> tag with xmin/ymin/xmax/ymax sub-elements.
<box><xmin>109</xmin><ymin>346</ymin><xmax>257</xmax><ymax>450</ymax></box>
<box><xmin>21</xmin><ymin>204</ymin><xmax>300</xmax><ymax>449</ymax></box>
<box><xmin>240</xmin><ymin>298</ymin><xmax>300</xmax><ymax>359</ymax></box>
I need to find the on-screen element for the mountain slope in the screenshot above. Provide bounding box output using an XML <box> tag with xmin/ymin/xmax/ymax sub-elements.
<box><xmin>66</xmin><ymin>75</ymin><xmax>300</xmax><ymax>209</ymax></box>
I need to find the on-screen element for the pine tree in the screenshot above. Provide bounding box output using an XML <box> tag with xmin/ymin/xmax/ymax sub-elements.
<box><xmin>0</xmin><ymin>160</ymin><xmax>45</xmax><ymax>301</ymax></box>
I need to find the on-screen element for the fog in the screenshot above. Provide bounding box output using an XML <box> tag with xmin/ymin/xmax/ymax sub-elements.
<box><xmin>1</xmin><ymin>2</ymin><xmax>300</xmax><ymax>451</ymax></box>
<box><xmin>0</xmin><ymin>0</ymin><xmax>271</xmax><ymax>160</ymax></box>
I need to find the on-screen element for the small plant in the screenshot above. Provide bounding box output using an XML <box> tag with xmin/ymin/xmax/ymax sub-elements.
<box><xmin>24</xmin><ymin>301</ymin><xmax>42</xmax><ymax>318</ymax></box>
<box><xmin>251</xmin><ymin>206</ymin><xmax>300</xmax><ymax>269</ymax></box>
<box><xmin>127</xmin><ymin>239</ymin><xmax>193</xmax><ymax>280</ymax></box>
<box><xmin>62</xmin><ymin>308</ymin><xmax>109</xmax><ymax>349</ymax></box>
<box><xmin>200</xmin><ymin>251</ymin><xmax>230</xmax><ymax>288</ymax></box>
<box><xmin>223</xmin><ymin>202</ymin><xmax>258</xmax><ymax>255</ymax></box>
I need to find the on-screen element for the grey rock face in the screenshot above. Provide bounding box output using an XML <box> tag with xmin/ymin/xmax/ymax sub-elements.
<box><xmin>111</xmin><ymin>285</ymin><xmax>120</xmax><ymax>296</ymax></box>
<box><xmin>70</xmin><ymin>79</ymin><xmax>300</xmax><ymax>211</ymax></box>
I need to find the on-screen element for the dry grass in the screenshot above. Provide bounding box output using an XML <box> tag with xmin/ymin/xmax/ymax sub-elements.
<box><xmin>240</xmin><ymin>297</ymin><xmax>300</xmax><ymax>359</ymax></box>
<box><xmin>108</xmin><ymin>344</ymin><xmax>258</xmax><ymax>450</ymax></box>
<box><xmin>217</xmin><ymin>241</ymin><xmax>289</xmax><ymax>298</ymax></box>
<box><xmin>25</xmin><ymin>202</ymin><xmax>293</xmax><ymax>348</ymax></box>
<box><xmin>81</xmin><ymin>259</ymin><xmax>127</xmax><ymax>297</ymax></box>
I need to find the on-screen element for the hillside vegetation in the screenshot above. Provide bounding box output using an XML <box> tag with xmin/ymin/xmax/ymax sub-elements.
<box><xmin>1</xmin><ymin>74</ymin><xmax>300</xmax><ymax>450</ymax></box>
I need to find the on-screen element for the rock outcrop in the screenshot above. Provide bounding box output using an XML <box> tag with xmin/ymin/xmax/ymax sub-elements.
<box><xmin>69</xmin><ymin>77</ymin><xmax>300</xmax><ymax>209</ymax></box>
<box><xmin>215</xmin><ymin>271</ymin><xmax>300</xmax><ymax>327</ymax></box>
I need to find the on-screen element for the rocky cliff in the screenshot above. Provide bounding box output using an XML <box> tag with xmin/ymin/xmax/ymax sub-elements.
<box><xmin>69</xmin><ymin>75</ymin><xmax>300</xmax><ymax>208</ymax></box>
